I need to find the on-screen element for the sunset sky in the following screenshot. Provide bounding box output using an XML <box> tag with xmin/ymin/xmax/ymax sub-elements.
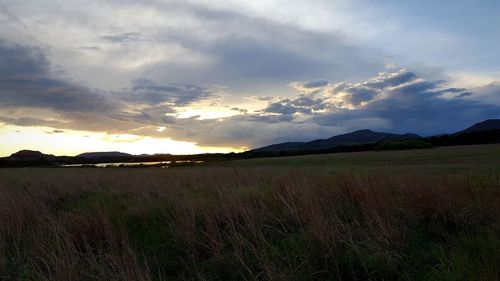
<box><xmin>1</xmin><ymin>0</ymin><xmax>500</xmax><ymax>156</ymax></box>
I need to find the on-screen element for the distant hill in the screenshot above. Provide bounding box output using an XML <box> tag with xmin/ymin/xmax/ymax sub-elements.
<box><xmin>254</xmin><ymin>129</ymin><xmax>421</xmax><ymax>152</ymax></box>
<box><xmin>252</xmin><ymin>142</ymin><xmax>306</xmax><ymax>152</ymax></box>
<box><xmin>428</xmin><ymin>119</ymin><xmax>500</xmax><ymax>147</ymax></box>
<box><xmin>9</xmin><ymin>150</ymin><xmax>56</xmax><ymax>160</ymax></box>
<box><xmin>77</xmin><ymin>152</ymin><xmax>133</xmax><ymax>159</ymax></box>
<box><xmin>456</xmin><ymin>119</ymin><xmax>500</xmax><ymax>134</ymax></box>
<box><xmin>3</xmin><ymin>119</ymin><xmax>500</xmax><ymax>167</ymax></box>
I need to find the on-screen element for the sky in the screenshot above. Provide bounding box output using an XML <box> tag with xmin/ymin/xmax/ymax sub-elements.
<box><xmin>1</xmin><ymin>0</ymin><xmax>500</xmax><ymax>156</ymax></box>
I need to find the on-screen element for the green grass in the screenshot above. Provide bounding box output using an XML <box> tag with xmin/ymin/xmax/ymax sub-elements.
<box><xmin>1</xmin><ymin>144</ymin><xmax>500</xmax><ymax>280</ymax></box>
<box><xmin>216</xmin><ymin>144</ymin><xmax>500</xmax><ymax>172</ymax></box>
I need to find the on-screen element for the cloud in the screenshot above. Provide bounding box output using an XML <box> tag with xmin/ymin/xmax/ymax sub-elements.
<box><xmin>0</xmin><ymin>41</ymin><xmax>117</xmax><ymax>113</ymax></box>
<box><xmin>302</xmin><ymin>80</ymin><xmax>329</xmax><ymax>89</ymax></box>
<box><xmin>1</xmin><ymin>43</ymin><xmax>499</xmax><ymax>149</ymax></box>
<box><xmin>467</xmin><ymin>82</ymin><xmax>500</xmax><ymax>105</ymax></box>
<box><xmin>138</xmin><ymin>3</ymin><xmax>385</xmax><ymax>88</ymax></box>
<box><xmin>0</xmin><ymin>5</ymin><xmax>24</xmax><ymax>26</ymax></box>
<box><xmin>157</xmin><ymin>69</ymin><xmax>500</xmax><ymax>148</ymax></box>
<box><xmin>289</xmin><ymin>79</ymin><xmax>329</xmax><ymax>94</ymax></box>
<box><xmin>45</xmin><ymin>129</ymin><xmax>64</xmax><ymax>134</ymax></box>
<box><xmin>309</xmin><ymin>70</ymin><xmax>500</xmax><ymax>135</ymax></box>
<box><xmin>262</xmin><ymin>96</ymin><xmax>327</xmax><ymax>115</ymax></box>
<box><xmin>123</xmin><ymin>78</ymin><xmax>215</xmax><ymax>106</ymax></box>
<box><xmin>0</xmin><ymin>41</ymin><xmax>219</xmax><ymax>139</ymax></box>
<box><xmin>101</xmin><ymin>32</ymin><xmax>141</xmax><ymax>44</ymax></box>
<box><xmin>0</xmin><ymin>39</ymin><xmax>499</xmax><ymax>150</ymax></box>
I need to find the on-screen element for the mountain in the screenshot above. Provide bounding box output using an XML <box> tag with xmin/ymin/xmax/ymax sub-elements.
<box><xmin>3</xmin><ymin>119</ymin><xmax>500</xmax><ymax>167</ymax></box>
<box><xmin>8</xmin><ymin>150</ymin><xmax>56</xmax><ymax>160</ymax></box>
<box><xmin>0</xmin><ymin>150</ymin><xmax>65</xmax><ymax>167</ymax></box>
<box><xmin>77</xmin><ymin>151</ymin><xmax>133</xmax><ymax>159</ymax></box>
<box><xmin>456</xmin><ymin>119</ymin><xmax>500</xmax><ymax>134</ymax></box>
<box><xmin>254</xmin><ymin>129</ymin><xmax>421</xmax><ymax>152</ymax></box>
<box><xmin>252</xmin><ymin>142</ymin><xmax>306</xmax><ymax>152</ymax></box>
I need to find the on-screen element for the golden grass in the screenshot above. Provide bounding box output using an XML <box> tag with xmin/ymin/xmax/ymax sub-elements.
<box><xmin>0</xmin><ymin>162</ymin><xmax>500</xmax><ymax>280</ymax></box>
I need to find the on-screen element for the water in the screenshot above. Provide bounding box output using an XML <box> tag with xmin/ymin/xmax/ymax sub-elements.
<box><xmin>61</xmin><ymin>160</ymin><xmax>202</xmax><ymax>168</ymax></box>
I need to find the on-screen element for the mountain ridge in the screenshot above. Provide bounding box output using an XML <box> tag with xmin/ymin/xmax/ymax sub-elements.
<box><xmin>2</xmin><ymin>119</ymin><xmax>500</xmax><ymax>165</ymax></box>
<box><xmin>77</xmin><ymin>151</ymin><xmax>133</xmax><ymax>159</ymax></box>
<box><xmin>457</xmin><ymin>119</ymin><xmax>500</xmax><ymax>134</ymax></box>
<box><xmin>254</xmin><ymin>129</ymin><xmax>422</xmax><ymax>152</ymax></box>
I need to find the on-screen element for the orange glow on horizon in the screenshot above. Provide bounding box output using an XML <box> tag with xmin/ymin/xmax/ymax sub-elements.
<box><xmin>0</xmin><ymin>124</ymin><xmax>245</xmax><ymax>157</ymax></box>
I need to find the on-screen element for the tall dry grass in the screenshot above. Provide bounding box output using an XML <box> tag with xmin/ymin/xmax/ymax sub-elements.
<box><xmin>0</xmin><ymin>167</ymin><xmax>499</xmax><ymax>280</ymax></box>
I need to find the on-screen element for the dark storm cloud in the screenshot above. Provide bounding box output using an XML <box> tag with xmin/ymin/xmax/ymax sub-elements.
<box><xmin>172</xmin><ymin>69</ymin><xmax>500</xmax><ymax>148</ymax></box>
<box><xmin>343</xmin><ymin>87</ymin><xmax>380</xmax><ymax>106</ymax></box>
<box><xmin>0</xmin><ymin>41</ymin><xmax>49</xmax><ymax>76</ymax></box>
<box><xmin>0</xmin><ymin>41</ymin><xmax>211</xmax><ymax>135</ymax></box>
<box><xmin>1</xmin><ymin>38</ymin><xmax>499</xmax><ymax>149</ymax></box>
<box><xmin>0</xmin><ymin>41</ymin><xmax>116</xmax><ymax>113</ymax></box>
<box><xmin>0</xmin><ymin>41</ymin><xmax>212</xmax><ymax>117</ymax></box>
<box><xmin>310</xmin><ymin>70</ymin><xmax>500</xmax><ymax>135</ymax></box>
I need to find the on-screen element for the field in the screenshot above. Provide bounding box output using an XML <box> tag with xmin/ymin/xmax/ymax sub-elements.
<box><xmin>1</xmin><ymin>144</ymin><xmax>500</xmax><ymax>280</ymax></box>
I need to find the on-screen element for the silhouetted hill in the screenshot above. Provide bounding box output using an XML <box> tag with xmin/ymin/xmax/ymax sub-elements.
<box><xmin>254</xmin><ymin>129</ymin><xmax>421</xmax><ymax>152</ymax></box>
<box><xmin>253</xmin><ymin>142</ymin><xmax>307</xmax><ymax>152</ymax></box>
<box><xmin>456</xmin><ymin>119</ymin><xmax>500</xmax><ymax>134</ymax></box>
<box><xmin>429</xmin><ymin>119</ymin><xmax>500</xmax><ymax>146</ymax></box>
<box><xmin>1</xmin><ymin>150</ymin><xmax>68</xmax><ymax>167</ymax></box>
<box><xmin>77</xmin><ymin>152</ymin><xmax>133</xmax><ymax>159</ymax></box>
<box><xmin>9</xmin><ymin>150</ymin><xmax>56</xmax><ymax>160</ymax></box>
<box><xmin>3</xmin><ymin>119</ymin><xmax>500</xmax><ymax>167</ymax></box>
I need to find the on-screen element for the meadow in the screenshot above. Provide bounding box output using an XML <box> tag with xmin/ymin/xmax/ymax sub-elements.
<box><xmin>1</xmin><ymin>144</ymin><xmax>500</xmax><ymax>280</ymax></box>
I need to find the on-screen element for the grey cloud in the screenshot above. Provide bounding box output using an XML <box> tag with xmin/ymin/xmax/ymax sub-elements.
<box><xmin>0</xmin><ymin>116</ymin><xmax>68</xmax><ymax>128</ymax></box>
<box><xmin>1</xmin><ymin>38</ymin><xmax>499</xmax><ymax>149</ymax></box>
<box><xmin>123</xmin><ymin>78</ymin><xmax>215</xmax><ymax>106</ymax></box>
<box><xmin>0</xmin><ymin>41</ymin><xmax>49</xmax><ymax>76</ymax></box>
<box><xmin>265</xmin><ymin>101</ymin><xmax>304</xmax><ymax>115</ymax></box>
<box><xmin>208</xmin><ymin>38</ymin><xmax>335</xmax><ymax>80</ymax></box>
<box><xmin>246</xmin><ymin>114</ymin><xmax>294</xmax><ymax>123</ymax></box>
<box><xmin>0</xmin><ymin>41</ymin><xmax>117</xmax><ymax>113</ymax></box>
<box><xmin>45</xmin><ymin>129</ymin><xmax>64</xmax><ymax>134</ymax></box>
<box><xmin>302</xmin><ymin>80</ymin><xmax>329</xmax><ymax>89</ymax></box>
<box><xmin>346</xmin><ymin>87</ymin><xmax>380</xmax><ymax>106</ymax></box>
<box><xmin>246</xmin><ymin>96</ymin><xmax>276</xmax><ymax>102</ymax></box>
<box><xmin>101</xmin><ymin>32</ymin><xmax>141</xmax><ymax>44</ymax></box>
<box><xmin>114</xmin><ymin>104</ymin><xmax>176</xmax><ymax>125</ymax></box>
<box><xmin>456</xmin><ymin>92</ymin><xmax>473</xmax><ymax>98</ymax></box>
<box><xmin>78</xmin><ymin>46</ymin><xmax>101</xmax><ymax>51</ymax></box>
<box><xmin>311</xmin><ymin>70</ymin><xmax>500</xmax><ymax>135</ymax></box>
<box><xmin>467</xmin><ymin>82</ymin><xmax>500</xmax><ymax>105</ymax></box>
<box><xmin>289</xmin><ymin>79</ymin><xmax>329</xmax><ymax>93</ymax></box>
<box><xmin>0</xmin><ymin>40</ymin><xmax>215</xmax><ymax>138</ymax></box>
<box><xmin>0</xmin><ymin>5</ymin><xmax>24</xmax><ymax>26</ymax></box>
<box><xmin>182</xmin><ymin>69</ymin><xmax>500</xmax><ymax>147</ymax></box>
<box><xmin>262</xmin><ymin>96</ymin><xmax>327</xmax><ymax>115</ymax></box>
<box><xmin>363</xmin><ymin>70</ymin><xmax>418</xmax><ymax>89</ymax></box>
<box><xmin>141</xmin><ymin>4</ymin><xmax>383</xmax><ymax>87</ymax></box>
<box><xmin>230</xmin><ymin>107</ymin><xmax>248</xmax><ymax>114</ymax></box>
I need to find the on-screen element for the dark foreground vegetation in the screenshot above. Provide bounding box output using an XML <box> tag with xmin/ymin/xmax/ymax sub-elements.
<box><xmin>1</xmin><ymin>145</ymin><xmax>500</xmax><ymax>280</ymax></box>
